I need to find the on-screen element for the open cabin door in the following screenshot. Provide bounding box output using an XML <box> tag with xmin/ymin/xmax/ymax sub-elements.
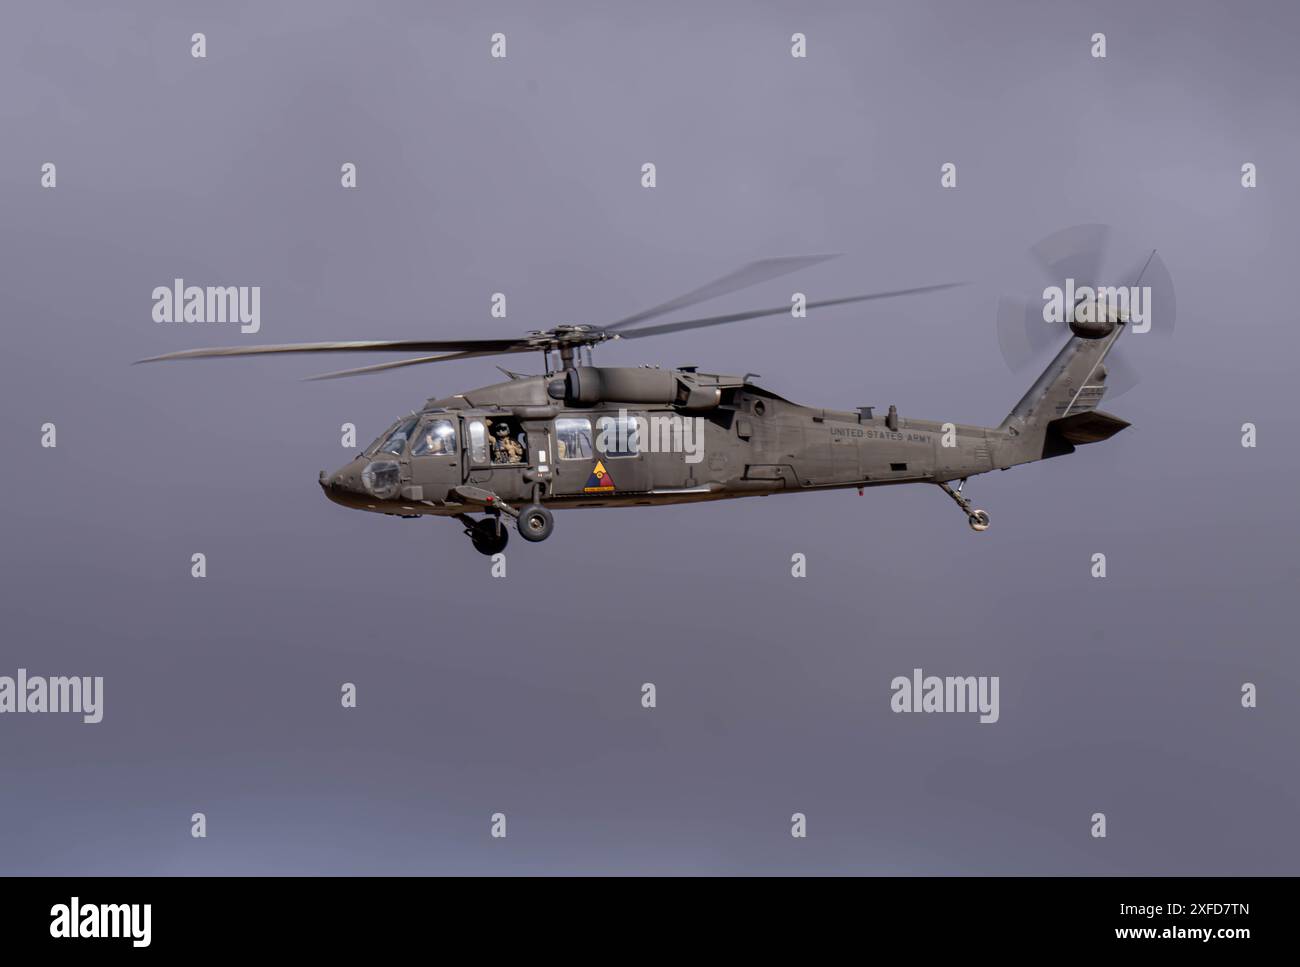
<box><xmin>462</xmin><ymin>415</ymin><xmax>535</xmax><ymax>502</ymax></box>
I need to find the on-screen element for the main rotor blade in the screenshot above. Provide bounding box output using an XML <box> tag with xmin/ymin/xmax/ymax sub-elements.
<box><xmin>135</xmin><ymin>338</ymin><xmax>525</xmax><ymax>364</ymax></box>
<box><xmin>616</xmin><ymin>282</ymin><xmax>965</xmax><ymax>340</ymax></box>
<box><xmin>303</xmin><ymin>349</ymin><xmax>529</xmax><ymax>381</ymax></box>
<box><xmin>603</xmin><ymin>254</ymin><xmax>840</xmax><ymax>332</ymax></box>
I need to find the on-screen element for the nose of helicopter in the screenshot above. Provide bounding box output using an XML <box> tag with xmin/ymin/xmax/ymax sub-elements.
<box><xmin>318</xmin><ymin>456</ymin><xmax>369</xmax><ymax>507</ymax></box>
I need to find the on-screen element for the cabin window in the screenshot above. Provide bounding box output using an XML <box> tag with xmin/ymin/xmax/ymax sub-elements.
<box><xmin>467</xmin><ymin>420</ymin><xmax>489</xmax><ymax>465</ymax></box>
<box><xmin>411</xmin><ymin>418</ymin><xmax>457</xmax><ymax>457</ymax></box>
<box><xmin>595</xmin><ymin>414</ymin><xmax>641</xmax><ymax>457</ymax></box>
<box><xmin>555</xmin><ymin>417</ymin><xmax>593</xmax><ymax>460</ymax></box>
<box><xmin>378</xmin><ymin>416</ymin><xmax>420</xmax><ymax>455</ymax></box>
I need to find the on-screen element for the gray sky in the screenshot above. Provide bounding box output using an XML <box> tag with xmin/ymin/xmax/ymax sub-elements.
<box><xmin>1</xmin><ymin>0</ymin><xmax>1297</xmax><ymax>874</ymax></box>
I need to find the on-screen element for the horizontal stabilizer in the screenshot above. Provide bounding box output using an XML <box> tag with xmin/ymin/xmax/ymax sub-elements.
<box><xmin>1049</xmin><ymin>409</ymin><xmax>1131</xmax><ymax>444</ymax></box>
<box><xmin>1038</xmin><ymin>409</ymin><xmax>1131</xmax><ymax>459</ymax></box>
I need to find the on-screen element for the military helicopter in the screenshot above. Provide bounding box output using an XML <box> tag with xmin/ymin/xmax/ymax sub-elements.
<box><xmin>138</xmin><ymin>253</ymin><xmax>1135</xmax><ymax>555</ymax></box>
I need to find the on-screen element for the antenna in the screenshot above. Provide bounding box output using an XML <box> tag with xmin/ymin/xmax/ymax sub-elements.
<box><xmin>1132</xmin><ymin>249</ymin><xmax>1157</xmax><ymax>287</ymax></box>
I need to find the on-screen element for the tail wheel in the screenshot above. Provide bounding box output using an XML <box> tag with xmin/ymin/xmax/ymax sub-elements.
<box><xmin>968</xmin><ymin>510</ymin><xmax>991</xmax><ymax>532</ymax></box>
<box><xmin>518</xmin><ymin>505</ymin><xmax>554</xmax><ymax>543</ymax></box>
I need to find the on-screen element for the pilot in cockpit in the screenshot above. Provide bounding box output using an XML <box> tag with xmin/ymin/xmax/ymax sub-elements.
<box><xmin>416</xmin><ymin>421</ymin><xmax>454</xmax><ymax>457</ymax></box>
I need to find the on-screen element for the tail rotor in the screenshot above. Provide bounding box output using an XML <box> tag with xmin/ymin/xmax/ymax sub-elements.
<box><xmin>994</xmin><ymin>224</ymin><xmax>1176</xmax><ymax>400</ymax></box>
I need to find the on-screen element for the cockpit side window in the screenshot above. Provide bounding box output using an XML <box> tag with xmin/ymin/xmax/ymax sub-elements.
<box><xmin>411</xmin><ymin>418</ymin><xmax>457</xmax><ymax>457</ymax></box>
<box><xmin>378</xmin><ymin>416</ymin><xmax>420</xmax><ymax>455</ymax></box>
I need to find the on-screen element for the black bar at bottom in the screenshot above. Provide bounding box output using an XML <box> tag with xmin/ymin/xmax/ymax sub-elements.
<box><xmin>0</xmin><ymin>875</ymin><xmax>1277</xmax><ymax>954</ymax></box>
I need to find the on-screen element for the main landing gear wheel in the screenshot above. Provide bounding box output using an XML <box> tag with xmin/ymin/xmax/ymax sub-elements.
<box><xmin>967</xmin><ymin>510</ymin><xmax>990</xmax><ymax>532</ymax></box>
<box><xmin>469</xmin><ymin>517</ymin><xmax>508</xmax><ymax>556</ymax></box>
<box><xmin>517</xmin><ymin>505</ymin><xmax>554</xmax><ymax>543</ymax></box>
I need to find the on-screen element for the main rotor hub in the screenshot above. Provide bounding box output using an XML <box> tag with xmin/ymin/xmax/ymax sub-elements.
<box><xmin>525</xmin><ymin>325</ymin><xmax>617</xmax><ymax>356</ymax></box>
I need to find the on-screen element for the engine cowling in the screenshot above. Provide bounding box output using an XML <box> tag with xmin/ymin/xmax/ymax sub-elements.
<box><xmin>546</xmin><ymin>367</ymin><xmax>720</xmax><ymax>409</ymax></box>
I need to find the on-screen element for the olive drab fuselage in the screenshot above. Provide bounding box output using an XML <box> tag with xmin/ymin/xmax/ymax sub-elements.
<box><xmin>320</xmin><ymin>311</ymin><xmax>1132</xmax><ymax>548</ymax></box>
<box><xmin>319</xmin><ymin>365</ymin><xmax>1010</xmax><ymax>517</ymax></box>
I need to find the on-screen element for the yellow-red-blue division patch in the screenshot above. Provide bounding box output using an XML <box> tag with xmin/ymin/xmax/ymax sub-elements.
<box><xmin>583</xmin><ymin>460</ymin><xmax>615</xmax><ymax>493</ymax></box>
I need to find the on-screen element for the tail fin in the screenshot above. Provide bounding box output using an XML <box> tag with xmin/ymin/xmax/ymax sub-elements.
<box><xmin>995</xmin><ymin>322</ymin><xmax>1128</xmax><ymax>467</ymax></box>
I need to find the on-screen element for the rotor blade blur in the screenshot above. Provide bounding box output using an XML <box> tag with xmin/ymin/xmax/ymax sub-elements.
<box><xmin>995</xmin><ymin>293</ymin><xmax>1059</xmax><ymax>372</ymax></box>
<box><xmin>995</xmin><ymin>295</ymin><xmax>1039</xmax><ymax>372</ymax></box>
<box><xmin>616</xmin><ymin>283</ymin><xmax>965</xmax><ymax>340</ymax></box>
<box><xmin>1030</xmin><ymin>223</ymin><xmax>1110</xmax><ymax>288</ymax></box>
<box><xmin>603</xmin><ymin>254</ymin><xmax>841</xmax><ymax>332</ymax></box>
<box><xmin>135</xmin><ymin>338</ymin><xmax>525</xmax><ymax>364</ymax></box>
<box><xmin>1115</xmin><ymin>250</ymin><xmax>1176</xmax><ymax>339</ymax></box>
<box><xmin>1100</xmin><ymin>349</ymin><xmax>1140</xmax><ymax>399</ymax></box>
<box><xmin>303</xmin><ymin>349</ymin><xmax>530</xmax><ymax>381</ymax></box>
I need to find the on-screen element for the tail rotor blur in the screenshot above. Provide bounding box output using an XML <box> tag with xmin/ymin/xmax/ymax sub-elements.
<box><xmin>994</xmin><ymin>224</ymin><xmax>1175</xmax><ymax>400</ymax></box>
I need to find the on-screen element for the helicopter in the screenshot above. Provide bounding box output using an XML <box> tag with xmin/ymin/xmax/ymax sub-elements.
<box><xmin>137</xmin><ymin>252</ymin><xmax>1134</xmax><ymax>555</ymax></box>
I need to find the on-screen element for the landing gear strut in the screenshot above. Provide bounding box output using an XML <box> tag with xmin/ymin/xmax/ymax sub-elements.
<box><xmin>453</xmin><ymin>485</ymin><xmax>557</xmax><ymax>550</ymax></box>
<box><xmin>937</xmin><ymin>479</ymin><xmax>990</xmax><ymax>532</ymax></box>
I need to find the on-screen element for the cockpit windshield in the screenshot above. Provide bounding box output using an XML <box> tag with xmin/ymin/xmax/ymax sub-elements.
<box><xmin>363</xmin><ymin>420</ymin><xmax>400</xmax><ymax>455</ymax></box>
<box><xmin>376</xmin><ymin>416</ymin><xmax>420</xmax><ymax>456</ymax></box>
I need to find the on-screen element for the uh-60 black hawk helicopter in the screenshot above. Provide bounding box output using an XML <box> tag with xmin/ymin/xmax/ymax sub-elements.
<box><xmin>138</xmin><ymin>253</ymin><xmax>1134</xmax><ymax>555</ymax></box>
